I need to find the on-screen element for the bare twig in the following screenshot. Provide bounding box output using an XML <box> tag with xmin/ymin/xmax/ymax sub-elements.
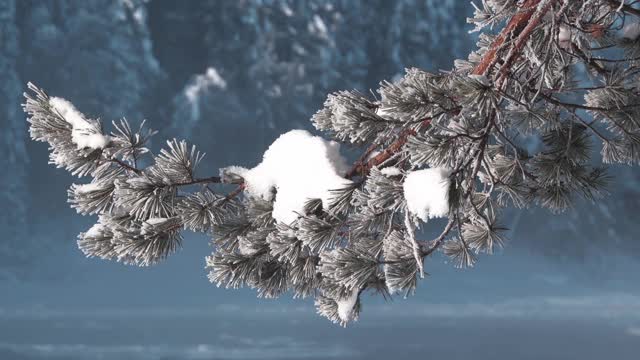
<box><xmin>420</xmin><ymin>219</ymin><xmax>456</xmax><ymax>256</ymax></box>
<box><xmin>473</xmin><ymin>0</ymin><xmax>549</xmax><ymax>76</ymax></box>
<box><xmin>109</xmin><ymin>158</ymin><xmax>141</xmax><ymax>175</ymax></box>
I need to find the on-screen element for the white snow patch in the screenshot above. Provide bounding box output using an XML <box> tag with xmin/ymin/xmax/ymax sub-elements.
<box><xmin>280</xmin><ymin>3</ymin><xmax>293</xmax><ymax>16</ymax></box>
<box><xmin>380</xmin><ymin>167</ymin><xmax>402</xmax><ymax>177</ymax></box>
<box><xmin>84</xmin><ymin>224</ymin><xmax>105</xmax><ymax>238</ymax></box>
<box><xmin>403</xmin><ymin>167</ymin><xmax>451</xmax><ymax>222</ymax></box>
<box><xmin>375</xmin><ymin>106</ymin><xmax>395</xmax><ymax>120</ymax></box>
<box><xmin>337</xmin><ymin>289</ymin><xmax>359</xmax><ymax>323</ymax></box>
<box><xmin>185</xmin><ymin>67</ymin><xmax>227</xmax><ymax>104</ymax></box>
<box><xmin>181</xmin><ymin>67</ymin><xmax>227</xmax><ymax>127</ymax></box>
<box><xmin>240</xmin><ymin>130</ymin><xmax>351</xmax><ymax>224</ymax></box>
<box><xmin>141</xmin><ymin>218</ymin><xmax>169</xmax><ymax>235</ymax></box>
<box><xmin>237</xmin><ymin>236</ymin><xmax>258</xmax><ymax>256</ymax></box>
<box><xmin>145</xmin><ymin>218</ymin><xmax>168</xmax><ymax>225</ymax></box>
<box><xmin>49</xmin><ymin>97</ymin><xmax>110</xmax><ymax>150</ymax></box>
<box><xmin>623</xmin><ymin>21</ymin><xmax>640</xmax><ymax>40</ymax></box>
<box><xmin>311</xmin><ymin>15</ymin><xmax>328</xmax><ymax>38</ymax></box>
<box><xmin>558</xmin><ymin>26</ymin><xmax>572</xmax><ymax>48</ymax></box>
<box><xmin>73</xmin><ymin>183</ymin><xmax>103</xmax><ymax>194</ymax></box>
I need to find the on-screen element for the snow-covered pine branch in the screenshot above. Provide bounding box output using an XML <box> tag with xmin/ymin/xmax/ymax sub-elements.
<box><xmin>23</xmin><ymin>1</ymin><xmax>640</xmax><ymax>326</ymax></box>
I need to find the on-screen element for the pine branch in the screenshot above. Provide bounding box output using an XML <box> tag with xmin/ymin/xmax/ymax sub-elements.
<box><xmin>495</xmin><ymin>0</ymin><xmax>560</xmax><ymax>86</ymax></box>
<box><xmin>24</xmin><ymin>0</ymin><xmax>640</xmax><ymax>326</ymax></box>
<box><xmin>347</xmin><ymin>1</ymin><xmax>556</xmax><ymax>179</ymax></box>
<box><xmin>473</xmin><ymin>0</ymin><xmax>550</xmax><ymax>76</ymax></box>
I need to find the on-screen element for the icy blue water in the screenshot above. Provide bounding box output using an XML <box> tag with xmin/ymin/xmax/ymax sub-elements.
<box><xmin>1</xmin><ymin>298</ymin><xmax>639</xmax><ymax>360</ymax></box>
<box><xmin>2</xmin><ymin>235</ymin><xmax>639</xmax><ymax>360</ymax></box>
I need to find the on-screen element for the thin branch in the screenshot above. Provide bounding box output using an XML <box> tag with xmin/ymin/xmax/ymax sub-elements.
<box><xmin>109</xmin><ymin>158</ymin><xmax>141</xmax><ymax>174</ymax></box>
<box><xmin>473</xmin><ymin>0</ymin><xmax>549</xmax><ymax>76</ymax></box>
<box><xmin>538</xmin><ymin>91</ymin><xmax>640</xmax><ymax>112</ymax></box>
<box><xmin>569</xmin><ymin>43</ymin><xmax>608</xmax><ymax>76</ymax></box>
<box><xmin>495</xmin><ymin>0</ymin><xmax>559</xmax><ymax>86</ymax></box>
<box><xmin>607</xmin><ymin>0</ymin><xmax>640</xmax><ymax>17</ymax></box>
<box><xmin>404</xmin><ymin>212</ymin><xmax>424</xmax><ymax>278</ymax></box>
<box><xmin>420</xmin><ymin>219</ymin><xmax>456</xmax><ymax>256</ymax></box>
<box><xmin>345</xmin><ymin>118</ymin><xmax>432</xmax><ymax>178</ymax></box>
<box><xmin>224</xmin><ymin>183</ymin><xmax>246</xmax><ymax>202</ymax></box>
<box><xmin>176</xmin><ymin>176</ymin><xmax>222</xmax><ymax>186</ymax></box>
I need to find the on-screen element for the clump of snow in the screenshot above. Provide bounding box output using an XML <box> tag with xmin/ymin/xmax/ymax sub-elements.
<box><xmin>380</xmin><ymin>167</ymin><xmax>402</xmax><ymax>177</ymax></box>
<box><xmin>73</xmin><ymin>183</ymin><xmax>104</xmax><ymax>194</ymax></box>
<box><xmin>180</xmin><ymin>67</ymin><xmax>228</xmax><ymax>133</ymax></box>
<box><xmin>237</xmin><ymin>236</ymin><xmax>258</xmax><ymax>256</ymax></box>
<box><xmin>336</xmin><ymin>289</ymin><xmax>359</xmax><ymax>323</ymax></box>
<box><xmin>375</xmin><ymin>105</ymin><xmax>394</xmax><ymax>120</ymax></box>
<box><xmin>185</xmin><ymin>67</ymin><xmax>227</xmax><ymax>104</ymax></box>
<box><xmin>144</xmin><ymin>218</ymin><xmax>169</xmax><ymax>225</ymax></box>
<box><xmin>558</xmin><ymin>26</ymin><xmax>572</xmax><ymax>48</ymax></box>
<box><xmin>84</xmin><ymin>224</ymin><xmax>106</xmax><ymax>238</ymax></box>
<box><xmin>141</xmin><ymin>218</ymin><xmax>169</xmax><ymax>235</ymax></box>
<box><xmin>49</xmin><ymin>97</ymin><xmax>110</xmax><ymax>150</ymax></box>
<box><xmin>403</xmin><ymin>167</ymin><xmax>451</xmax><ymax>222</ymax></box>
<box><xmin>236</xmin><ymin>130</ymin><xmax>352</xmax><ymax>224</ymax></box>
<box><xmin>623</xmin><ymin>21</ymin><xmax>640</xmax><ymax>40</ymax></box>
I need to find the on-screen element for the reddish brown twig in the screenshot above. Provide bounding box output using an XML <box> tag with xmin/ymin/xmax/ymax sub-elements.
<box><xmin>472</xmin><ymin>0</ymin><xmax>547</xmax><ymax>77</ymax></box>
<box><xmin>495</xmin><ymin>0</ymin><xmax>558</xmax><ymax>87</ymax></box>
<box><xmin>344</xmin><ymin>143</ymin><xmax>380</xmax><ymax>179</ymax></box>
<box><xmin>344</xmin><ymin>0</ymin><xmax>556</xmax><ymax>180</ymax></box>
<box><xmin>225</xmin><ymin>183</ymin><xmax>246</xmax><ymax>201</ymax></box>
<box><xmin>345</xmin><ymin>119</ymin><xmax>432</xmax><ymax>179</ymax></box>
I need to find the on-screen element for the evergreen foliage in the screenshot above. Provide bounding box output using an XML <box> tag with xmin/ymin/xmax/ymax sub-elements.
<box><xmin>24</xmin><ymin>0</ymin><xmax>640</xmax><ymax>326</ymax></box>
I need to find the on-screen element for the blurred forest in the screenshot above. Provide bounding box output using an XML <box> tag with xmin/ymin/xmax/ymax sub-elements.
<box><xmin>1</xmin><ymin>0</ymin><xmax>638</xmax><ymax>280</ymax></box>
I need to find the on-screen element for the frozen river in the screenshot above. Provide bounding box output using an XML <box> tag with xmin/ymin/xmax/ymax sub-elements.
<box><xmin>1</xmin><ymin>296</ymin><xmax>639</xmax><ymax>360</ymax></box>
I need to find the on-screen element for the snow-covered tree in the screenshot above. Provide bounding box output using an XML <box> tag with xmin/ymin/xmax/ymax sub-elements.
<box><xmin>24</xmin><ymin>1</ymin><xmax>640</xmax><ymax>326</ymax></box>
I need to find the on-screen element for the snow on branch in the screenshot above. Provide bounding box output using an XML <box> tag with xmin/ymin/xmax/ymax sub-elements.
<box><xmin>403</xmin><ymin>167</ymin><xmax>451</xmax><ymax>222</ymax></box>
<box><xmin>49</xmin><ymin>97</ymin><xmax>111</xmax><ymax>150</ymax></box>
<box><xmin>221</xmin><ymin>130</ymin><xmax>352</xmax><ymax>224</ymax></box>
<box><xmin>23</xmin><ymin>0</ymin><xmax>640</xmax><ymax>326</ymax></box>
